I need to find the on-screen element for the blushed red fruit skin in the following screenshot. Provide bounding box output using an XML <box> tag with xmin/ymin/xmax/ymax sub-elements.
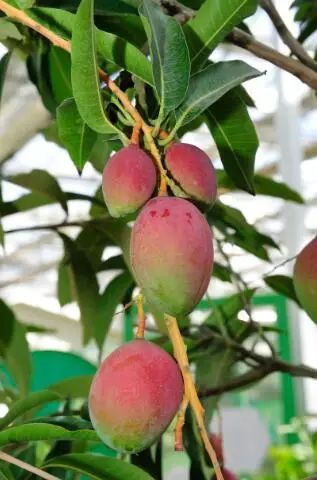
<box><xmin>212</xmin><ymin>468</ymin><xmax>238</xmax><ymax>480</ymax></box>
<box><xmin>294</xmin><ymin>236</ymin><xmax>317</xmax><ymax>322</ymax></box>
<box><xmin>102</xmin><ymin>145</ymin><xmax>156</xmax><ymax>218</ymax></box>
<box><xmin>88</xmin><ymin>339</ymin><xmax>183</xmax><ymax>453</ymax></box>
<box><xmin>131</xmin><ymin>196</ymin><xmax>214</xmax><ymax>317</ymax></box>
<box><xmin>165</xmin><ymin>143</ymin><xmax>217</xmax><ymax>205</ymax></box>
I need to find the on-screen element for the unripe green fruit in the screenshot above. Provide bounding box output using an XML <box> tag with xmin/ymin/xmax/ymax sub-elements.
<box><xmin>89</xmin><ymin>339</ymin><xmax>183</xmax><ymax>453</ymax></box>
<box><xmin>165</xmin><ymin>143</ymin><xmax>217</xmax><ymax>205</ymax></box>
<box><xmin>102</xmin><ymin>145</ymin><xmax>157</xmax><ymax>218</ymax></box>
<box><xmin>131</xmin><ymin>196</ymin><xmax>214</xmax><ymax>317</ymax></box>
<box><xmin>293</xmin><ymin>236</ymin><xmax>317</xmax><ymax>322</ymax></box>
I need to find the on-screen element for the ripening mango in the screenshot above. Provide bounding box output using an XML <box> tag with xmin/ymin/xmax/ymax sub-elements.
<box><xmin>89</xmin><ymin>339</ymin><xmax>183</xmax><ymax>453</ymax></box>
<box><xmin>131</xmin><ymin>196</ymin><xmax>214</xmax><ymax>317</ymax></box>
<box><xmin>102</xmin><ymin>145</ymin><xmax>157</xmax><ymax>218</ymax></box>
<box><xmin>293</xmin><ymin>236</ymin><xmax>317</xmax><ymax>322</ymax></box>
<box><xmin>165</xmin><ymin>143</ymin><xmax>217</xmax><ymax>205</ymax></box>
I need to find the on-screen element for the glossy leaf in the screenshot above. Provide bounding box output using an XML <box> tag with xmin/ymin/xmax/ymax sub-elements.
<box><xmin>206</xmin><ymin>89</ymin><xmax>258</xmax><ymax>194</ymax></box>
<box><xmin>57</xmin><ymin>98</ymin><xmax>97</xmax><ymax>173</ymax></box>
<box><xmin>264</xmin><ymin>275</ymin><xmax>300</xmax><ymax>306</ymax></box>
<box><xmin>0</xmin><ymin>51</ymin><xmax>11</xmax><ymax>105</ymax></box>
<box><xmin>48</xmin><ymin>47</ymin><xmax>72</xmax><ymax>104</ymax></box>
<box><xmin>174</xmin><ymin>61</ymin><xmax>261</xmax><ymax>129</ymax></box>
<box><xmin>44</xmin><ymin>453</ymin><xmax>155</xmax><ymax>480</ymax></box>
<box><xmin>71</xmin><ymin>0</ymin><xmax>118</xmax><ymax>134</ymax></box>
<box><xmin>0</xmin><ymin>391</ymin><xmax>60</xmax><ymax>430</ymax></box>
<box><xmin>96</xmin><ymin>271</ymin><xmax>134</xmax><ymax>348</ymax></box>
<box><xmin>8</xmin><ymin>170</ymin><xmax>68</xmax><ymax>215</ymax></box>
<box><xmin>49</xmin><ymin>375</ymin><xmax>94</xmax><ymax>398</ymax></box>
<box><xmin>0</xmin><ymin>423</ymin><xmax>99</xmax><ymax>447</ymax></box>
<box><xmin>30</xmin><ymin>7</ymin><xmax>153</xmax><ymax>84</ymax></box>
<box><xmin>140</xmin><ymin>0</ymin><xmax>190</xmax><ymax>117</ymax></box>
<box><xmin>184</xmin><ymin>0</ymin><xmax>258</xmax><ymax>71</ymax></box>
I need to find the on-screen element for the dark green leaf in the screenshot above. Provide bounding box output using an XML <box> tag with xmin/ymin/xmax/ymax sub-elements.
<box><xmin>205</xmin><ymin>89</ymin><xmax>258</xmax><ymax>194</ymax></box>
<box><xmin>0</xmin><ymin>391</ymin><xmax>60</xmax><ymax>430</ymax></box>
<box><xmin>48</xmin><ymin>46</ymin><xmax>72</xmax><ymax>103</ymax></box>
<box><xmin>57</xmin><ymin>261</ymin><xmax>73</xmax><ymax>307</ymax></box>
<box><xmin>71</xmin><ymin>0</ymin><xmax>119</xmax><ymax>134</ymax></box>
<box><xmin>139</xmin><ymin>0</ymin><xmax>190</xmax><ymax>117</ymax></box>
<box><xmin>0</xmin><ymin>51</ymin><xmax>11</xmax><ymax>105</ymax></box>
<box><xmin>0</xmin><ymin>301</ymin><xmax>31</xmax><ymax>397</ymax></box>
<box><xmin>98</xmin><ymin>254</ymin><xmax>126</xmax><ymax>272</ymax></box>
<box><xmin>212</xmin><ymin>262</ymin><xmax>231</xmax><ymax>283</ymax></box>
<box><xmin>184</xmin><ymin>0</ymin><xmax>258</xmax><ymax>71</ymax></box>
<box><xmin>8</xmin><ymin>170</ymin><xmax>68</xmax><ymax>215</ymax></box>
<box><xmin>48</xmin><ymin>375</ymin><xmax>94</xmax><ymax>398</ymax></box>
<box><xmin>264</xmin><ymin>275</ymin><xmax>300</xmax><ymax>306</ymax></box>
<box><xmin>174</xmin><ymin>61</ymin><xmax>261</xmax><ymax>129</ymax></box>
<box><xmin>30</xmin><ymin>7</ymin><xmax>153</xmax><ymax>85</ymax></box>
<box><xmin>44</xmin><ymin>453</ymin><xmax>155</xmax><ymax>480</ymax></box>
<box><xmin>96</xmin><ymin>271</ymin><xmax>134</xmax><ymax>348</ymax></box>
<box><xmin>60</xmin><ymin>234</ymin><xmax>102</xmax><ymax>344</ymax></box>
<box><xmin>0</xmin><ymin>424</ymin><xmax>99</xmax><ymax>447</ymax></box>
<box><xmin>217</xmin><ymin>169</ymin><xmax>304</xmax><ymax>203</ymax></box>
<box><xmin>57</xmin><ymin>97</ymin><xmax>97</xmax><ymax>173</ymax></box>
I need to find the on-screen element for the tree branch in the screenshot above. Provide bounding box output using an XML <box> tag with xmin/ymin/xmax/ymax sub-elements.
<box><xmin>0</xmin><ymin>451</ymin><xmax>59</xmax><ymax>480</ymax></box>
<box><xmin>158</xmin><ymin>0</ymin><xmax>317</xmax><ymax>91</ymax></box>
<box><xmin>260</xmin><ymin>0</ymin><xmax>317</xmax><ymax>72</ymax></box>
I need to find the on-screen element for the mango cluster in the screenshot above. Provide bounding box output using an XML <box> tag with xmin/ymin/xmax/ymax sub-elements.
<box><xmin>89</xmin><ymin>141</ymin><xmax>217</xmax><ymax>453</ymax></box>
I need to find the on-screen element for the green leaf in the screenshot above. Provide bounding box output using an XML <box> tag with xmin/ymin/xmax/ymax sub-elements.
<box><xmin>98</xmin><ymin>254</ymin><xmax>127</xmax><ymax>272</ymax></box>
<box><xmin>0</xmin><ymin>423</ymin><xmax>99</xmax><ymax>447</ymax></box>
<box><xmin>71</xmin><ymin>0</ymin><xmax>118</xmax><ymax>134</ymax></box>
<box><xmin>0</xmin><ymin>19</ymin><xmax>23</xmax><ymax>41</ymax></box>
<box><xmin>57</xmin><ymin>261</ymin><xmax>73</xmax><ymax>307</ymax></box>
<box><xmin>174</xmin><ymin>61</ymin><xmax>261</xmax><ymax>129</ymax></box>
<box><xmin>95</xmin><ymin>271</ymin><xmax>134</xmax><ymax>348</ymax></box>
<box><xmin>8</xmin><ymin>170</ymin><xmax>68</xmax><ymax>215</ymax></box>
<box><xmin>0</xmin><ymin>51</ymin><xmax>11</xmax><ymax>105</ymax></box>
<box><xmin>44</xmin><ymin>453</ymin><xmax>155</xmax><ymax>480</ymax></box>
<box><xmin>139</xmin><ymin>0</ymin><xmax>190</xmax><ymax>117</ymax></box>
<box><xmin>60</xmin><ymin>234</ymin><xmax>102</xmax><ymax>344</ymax></box>
<box><xmin>57</xmin><ymin>98</ymin><xmax>97</xmax><ymax>173</ymax></box>
<box><xmin>212</xmin><ymin>262</ymin><xmax>231</xmax><ymax>283</ymax></box>
<box><xmin>264</xmin><ymin>275</ymin><xmax>300</xmax><ymax>306</ymax></box>
<box><xmin>30</xmin><ymin>7</ymin><xmax>153</xmax><ymax>85</ymax></box>
<box><xmin>48</xmin><ymin>46</ymin><xmax>72</xmax><ymax>104</ymax></box>
<box><xmin>16</xmin><ymin>0</ymin><xmax>35</xmax><ymax>7</ymax></box>
<box><xmin>184</xmin><ymin>0</ymin><xmax>258</xmax><ymax>71</ymax></box>
<box><xmin>0</xmin><ymin>391</ymin><xmax>60</xmax><ymax>430</ymax></box>
<box><xmin>217</xmin><ymin>170</ymin><xmax>304</xmax><ymax>203</ymax></box>
<box><xmin>0</xmin><ymin>301</ymin><xmax>31</xmax><ymax>397</ymax></box>
<box><xmin>205</xmin><ymin>89</ymin><xmax>258</xmax><ymax>194</ymax></box>
<box><xmin>49</xmin><ymin>375</ymin><xmax>94</xmax><ymax>398</ymax></box>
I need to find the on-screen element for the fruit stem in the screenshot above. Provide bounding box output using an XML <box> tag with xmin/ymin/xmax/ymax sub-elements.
<box><xmin>175</xmin><ymin>393</ymin><xmax>189</xmax><ymax>451</ymax></box>
<box><xmin>165</xmin><ymin>314</ymin><xmax>224</xmax><ymax>480</ymax></box>
<box><xmin>130</xmin><ymin>121</ymin><xmax>142</xmax><ymax>145</ymax></box>
<box><xmin>135</xmin><ymin>294</ymin><xmax>146</xmax><ymax>339</ymax></box>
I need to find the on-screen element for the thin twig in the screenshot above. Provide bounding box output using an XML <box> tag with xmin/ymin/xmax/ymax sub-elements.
<box><xmin>165</xmin><ymin>315</ymin><xmax>224</xmax><ymax>480</ymax></box>
<box><xmin>260</xmin><ymin>0</ymin><xmax>317</xmax><ymax>72</ymax></box>
<box><xmin>0</xmin><ymin>451</ymin><xmax>60</xmax><ymax>480</ymax></box>
<box><xmin>135</xmin><ymin>294</ymin><xmax>146</xmax><ymax>339</ymax></box>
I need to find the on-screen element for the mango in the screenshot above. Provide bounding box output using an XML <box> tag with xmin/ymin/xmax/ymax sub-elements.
<box><xmin>131</xmin><ymin>196</ymin><xmax>214</xmax><ymax>317</ymax></box>
<box><xmin>293</xmin><ymin>236</ymin><xmax>317</xmax><ymax>322</ymax></box>
<box><xmin>165</xmin><ymin>143</ymin><xmax>217</xmax><ymax>205</ymax></box>
<box><xmin>89</xmin><ymin>339</ymin><xmax>183</xmax><ymax>453</ymax></box>
<box><xmin>102</xmin><ymin>145</ymin><xmax>156</xmax><ymax>218</ymax></box>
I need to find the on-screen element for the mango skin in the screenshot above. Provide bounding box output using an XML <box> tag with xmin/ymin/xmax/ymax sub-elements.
<box><xmin>89</xmin><ymin>339</ymin><xmax>183</xmax><ymax>453</ymax></box>
<box><xmin>102</xmin><ymin>145</ymin><xmax>157</xmax><ymax>218</ymax></box>
<box><xmin>293</xmin><ymin>236</ymin><xmax>317</xmax><ymax>322</ymax></box>
<box><xmin>131</xmin><ymin>197</ymin><xmax>214</xmax><ymax>317</ymax></box>
<box><xmin>165</xmin><ymin>143</ymin><xmax>217</xmax><ymax>205</ymax></box>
